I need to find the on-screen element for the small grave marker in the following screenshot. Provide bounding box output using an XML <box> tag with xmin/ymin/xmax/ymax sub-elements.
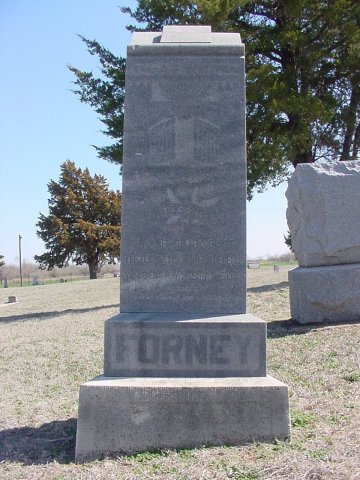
<box><xmin>248</xmin><ymin>262</ymin><xmax>260</xmax><ymax>269</ymax></box>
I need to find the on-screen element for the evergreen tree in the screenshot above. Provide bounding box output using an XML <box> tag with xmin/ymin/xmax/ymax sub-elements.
<box><xmin>69</xmin><ymin>0</ymin><xmax>360</xmax><ymax>197</ymax></box>
<box><xmin>68</xmin><ymin>40</ymin><xmax>126</xmax><ymax>169</ymax></box>
<box><xmin>35</xmin><ymin>161</ymin><xmax>121</xmax><ymax>279</ymax></box>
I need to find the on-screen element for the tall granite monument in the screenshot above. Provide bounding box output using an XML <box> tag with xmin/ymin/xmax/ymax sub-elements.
<box><xmin>75</xmin><ymin>25</ymin><xmax>290</xmax><ymax>461</ymax></box>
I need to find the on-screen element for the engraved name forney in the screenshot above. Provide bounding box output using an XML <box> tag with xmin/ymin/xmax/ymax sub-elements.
<box><xmin>114</xmin><ymin>332</ymin><xmax>257</xmax><ymax>368</ymax></box>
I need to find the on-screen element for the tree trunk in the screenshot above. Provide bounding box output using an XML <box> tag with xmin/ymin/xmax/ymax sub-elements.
<box><xmin>351</xmin><ymin>121</ymin><xmax>360</xmax><ymax>159</ymax></box>
<box><xmin>88</xmin><ymin>262</ymin><xmax>98</xmax><ymax>279</ymax></box>
<box><xmin>293</xmin><ymin>148</ymin><xmax>314</xmax><ymax>167</ymax></box>
<box><xmin>288</xmin><ymin>114</ymin><xmax>315</xmax><ymax>168</ymax></box>
<box><xmin>340</xmin><ymin>82</ymin><xmax>359</xmax><ymax>161</ymax></box>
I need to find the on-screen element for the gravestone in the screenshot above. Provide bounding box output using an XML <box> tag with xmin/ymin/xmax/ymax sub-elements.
<box><xmin>248</xmin><ymin>262</ymin><xmax>260</xmax><ymax>269</ymax></box>
<box><xmin>75</xmin><ymin>26</ymin><xmax>290</xmax><ymax>461</ymax></box>
<box><xmin>287</xmin><ymin>161</ymin><xmax>360</xmax><ymax>267</ymax></box>
<box><xmin>287</xmin><ymin>160</ymin><xmax>360</xmax><ymax>323</ymax></box>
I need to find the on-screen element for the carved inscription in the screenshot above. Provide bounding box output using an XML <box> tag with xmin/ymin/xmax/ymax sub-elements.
<box><xmin>121</xmin><ymin>271</ymin><xmax>243</xmax><ymax>281</ymax></box>
<box><xmin>120</xmin><ymin>53</ymin><xmax>246</xmax><ymax>313</ymax></box>
<box><xmin>147</xmin><ymin>79</ymin><xmax>223</xmax><ymax>166</ymax></box>
<box><xmin>124</xmin><ymin>255</ymin><xmax>151</xmax><ymax>264</ymax></box>
<box><xmin>128</xmin><ymin>294</ymin><xmax>244</xmax><ymax>303</ymax></box>
<box><xmin>136</xmin><ymin>237</ymin><xmax>236</xmax><ymax>249</ymax></box>
<box><xmin>115</xmin><ymin>332</ymin><xmax>253</xmax><ymax>367</ymax></box>
<box><xmin>105</xmin><ymin>318</ymin><xmax>266</xmax><ymax>377</ymax></box>
<box><xmin>124</xmin><ymin>255</ymin><xmax>241</xmax><ymax>265</ymax></box>
<box><xmin>122</xmin><ymin>233</ymin><xmax>244</xmax><ymax>288</ymax></box>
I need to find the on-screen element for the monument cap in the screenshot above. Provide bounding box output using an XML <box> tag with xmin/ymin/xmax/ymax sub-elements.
<box><xmin>128</xmin><ymin>25</ymin><xmax>244</xmax><ymax>56</ymax></box>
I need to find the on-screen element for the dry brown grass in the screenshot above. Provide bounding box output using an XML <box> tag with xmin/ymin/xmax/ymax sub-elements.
<box><xmin>0</xmin><ymin>268</ymin><xmax>359</xmax><ymax>479</ymax></box>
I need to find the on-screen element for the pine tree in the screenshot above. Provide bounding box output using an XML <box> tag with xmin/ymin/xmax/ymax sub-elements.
<box><xmin>69</xmin><ymin>0</ymin><xmax>360</xmax><ymax>198</ymax></box>
<box><xmin>35</xmin><ymin>161</ymin><xmax>121</xmax><ymax>279</ymax></box>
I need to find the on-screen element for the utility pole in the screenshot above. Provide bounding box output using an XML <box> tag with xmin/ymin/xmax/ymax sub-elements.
<box><xmin>18</xmin><ymin>234</ymin><xmax>23</xmax><ymax>287</ymax></box>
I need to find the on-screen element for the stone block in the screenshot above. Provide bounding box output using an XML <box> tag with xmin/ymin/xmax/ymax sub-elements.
<box><xmin>289</xmin><ymin>263</ymin><xmax>360</xmax><ymax>323</ymax></box>
<box><xmin>286</xmin><ymin>160</ymin><xmax>360</xmax><ymax>267</ymax></box>
<box><xmin>120</xmin><ymin>28</ymin><xmax>246</xmax><ymax>314</ymax></box>
<box><xmin>161</xmin><ymin>25</ymin><xmax>212</xmax><ymax>43</ymax></box>
<box><xmin>75</xmin><ymin>375</ymin><xmax>290</xmax><ymax>462</ymax></box>
<box><xmin>104</xmin><ymin>313</ymin><xmax>266</xmax><ymax>377</ymax></box>
<box><xmin>129</xmin><ymin>31</ymin><xmax>245</xmax><ymax>56</ymax></box>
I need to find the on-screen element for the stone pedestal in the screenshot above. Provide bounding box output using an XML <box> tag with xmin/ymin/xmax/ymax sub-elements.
<box><xmin>76</xmin><ymin>314</ymin><xmax>290</xmax><ymax>461</ymax></box>
<box><xmin>75</xmin><ymin>26</ymin><xmax>290</xmax><ymax>461</ymax></box>
<box><xmin>76</xmin><ymin>376</ymin><xmax>289</xmax><ymax>462</ymax></box>
<box><xmin>104</xmin><ymin>313</ymin><xmax>267</xmax><ymax>377</ymax></box>
<box><xmin>287</xmin><ymin>160</ymin><xmax>360</xmax><ymax>323</ymax></box>
<box><xmin>289</xmin><ymin>264</ymin><xmax>360</xmax><ymax>323</ymax></box>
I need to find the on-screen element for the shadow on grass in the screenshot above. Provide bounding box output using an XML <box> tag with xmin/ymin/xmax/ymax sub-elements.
<box><xmin>0</xmin><ymin>304</ymin><xmax>119</xmax><ymax>323</ymax></box>
<box><xmin>247</xmin><ymin>281</ymin><xmax>289</xmax><ymax>293</ymax></box>
<box><xmin>0</xmin><ymin>418</ymin><xmax>77</xmax><ymax>465</ymax></box>
<box><xmin>267</xmin><ymin>317</ymin><xmax>360</xmax><ymax>338</ymax></box>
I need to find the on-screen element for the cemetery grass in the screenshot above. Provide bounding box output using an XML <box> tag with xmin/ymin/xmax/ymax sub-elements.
<box><xmin>0</xmin><ymin>268</ymin><xmax>359</xmax><ymax>479</ymax></box>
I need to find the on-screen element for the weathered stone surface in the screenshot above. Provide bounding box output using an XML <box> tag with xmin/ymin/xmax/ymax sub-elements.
<box><xmin>75</xmin><ymin>26</ymin><xmax>290</xmax><ymax>461</ymax></box>
<box><xmin>289</xmin><ymin>263</ymin><xmax>360</xmax><ymax>323</ymax></box>
<box><xmin>161</xmin><ymin>25</ymin><xmax>212</xmax><ymax>43</ymax></box>
<box><xmin>104</xmin><ymin>313</ymin><xmax>266</xmax><ymax>377</ymax></box>
<box><xmin>129</xmin><ymin>30</ymin><xmax>245</xmax><ymax>56</ymax></box>
<box><xmin>120</xmin><ymin>27</ymin><xmax>246</xmax><ymax>314</ymax></box>
<box><xmin>75</xmin><ymin>375</ymin><xmax>290</xmax><ymax>462</ymax></box>
<box><xmin>286</xmin><ymin>160</ymin><xmax>360</xmax><ymax>267</ymax></box>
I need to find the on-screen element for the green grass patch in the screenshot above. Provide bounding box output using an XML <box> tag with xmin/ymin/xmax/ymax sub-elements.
<box><xmin>127</xmin><ymin>450</ymin><xmax>166</xmax><ymax>462</ymax></box>
<box><xmin>212</xmin><ymin>459</ymin><xmax>260</xmax><ymax>479</ymax></box>
<box><xmin>308</xmin><ymin>448</ymin><xmax>330</xmax><ymax>460</ymax></box>
<box><xmin>328</xmin><ymin>413</ymin><xmax>349</xmax><ymax>425</ymax></box>
<box><xmin>291</xmin><ymin>409</ymin><xmax>316</xmax><ymax>428</ymax></box>
<box><xmin>176</xmin><ymin>448</ymin><xmax>196</xmax><ymax>459</ymax></box>
<box><xmin>342</xmin><ymin>371</ymin><xmax>360</xmax><ymax>382</ymax></box>
<box><xmin>253</xmin><ymin>439</ymin><xmax>304</xmax><ymax>460</ymax></box>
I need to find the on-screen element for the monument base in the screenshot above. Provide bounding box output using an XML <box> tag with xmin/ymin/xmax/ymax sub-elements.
<box><xmin>289</xmin><ymin>264</ymin><xmax>360</xmax><ymax>323</ymax></box>
<box><xmin>75</xmin><ymin>375</ymin><xmax>290</xmax><ymax>462</ymax></box>
<box><xmin>104</xmin><ymin>313</ymin><xmax>267</xmax><ymax>377</ymax></box>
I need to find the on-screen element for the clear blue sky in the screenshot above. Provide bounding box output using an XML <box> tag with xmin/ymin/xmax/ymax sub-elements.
<box><xmin>0</xmin><ymin>0</ymin><xmax>291</xmax><ymax>264</ymax></box>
